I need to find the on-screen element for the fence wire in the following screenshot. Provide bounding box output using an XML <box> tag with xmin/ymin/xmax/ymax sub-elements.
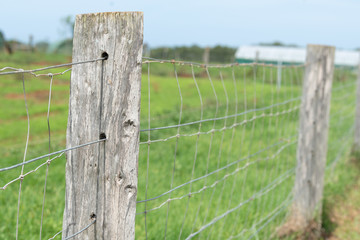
<box><xmin>136</xmin><ymin>59</ymin><xmax>304</xmax><ymax>239</ymax></box>
<box><xmin>0</xmin><ymin>57</ymin><xmax>105</xmax><ymax>240</ymax></box>
<box><xmin>326</xmin><ymin>67</ymin><xmax>357</xmax><ymax>172</ymax></box>
<box><xmin>0</xmin><ymin>56</ymin><xmax>357</xmax><ymax>240</ymax></box>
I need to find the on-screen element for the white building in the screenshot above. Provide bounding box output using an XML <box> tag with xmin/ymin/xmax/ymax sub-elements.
<box><xmin>235</xmin><ymin>45</ymin><xmax>359</xmax><ymax>67</ymax></box>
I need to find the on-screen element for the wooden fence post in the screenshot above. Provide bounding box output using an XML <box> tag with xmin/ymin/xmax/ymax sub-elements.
<box><xmin>62</xmin><ymin>12</ymin><xmax>143</xmax><ymax>239</ymax></box>
<box><xmin>280</xmin><ymin>44</ymin><xmax>335</xmax><ymax>236</ymax></box>
<box><xmin>353</xmin><ymin>57</ymin><xmax>360</xmax><ymax>151</ymax></box>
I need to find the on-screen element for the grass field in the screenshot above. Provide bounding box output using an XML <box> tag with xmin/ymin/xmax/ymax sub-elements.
<box><xmin>0</xmin><ymin>52</ymin><xmax>357</xmax><ymax>239</ymax></box>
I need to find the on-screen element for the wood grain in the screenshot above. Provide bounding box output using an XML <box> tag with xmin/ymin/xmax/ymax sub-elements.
<box><xmin>290</xmin><ymin>44</ymin><xmax>335</xmax><ymax>231</ymax></box>
<box><xmin>62</xmin><ymin>12</ymin><xmax>143</xmax><ymax>240</ymax></box>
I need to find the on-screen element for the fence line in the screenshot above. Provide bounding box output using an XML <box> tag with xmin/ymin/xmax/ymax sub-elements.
<box><xmin>0</xmin><ymin>55</ymin><xmax>357</xmax><ymax>239</ymax></box>
<box><xmin>136</xmin><ymin>55</ymin><xmax>303</xmax><ymax>239</ymax></box>
<box><xmin>0</xmin><ymin>55</ymin><xmax>108</xmax><ymax>239</ymax></box>
<box><xmin>142</xmin><ymin>57</ymin><xmax>307</xmax><ymax>68</ymax></box>
<box><xmin>0</xmin><ymin>16</ymin><xmax>358</xmax><ymax>239</ymax></box>
<box><xmin>0</xmin><ymin>56</ymin><xmax>303</xmax><ymax>239</ymax></box>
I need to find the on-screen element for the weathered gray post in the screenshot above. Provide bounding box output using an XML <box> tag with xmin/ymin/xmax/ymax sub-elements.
<box><xmin>62</xmin><ymin>12</ymin><xmax>143</xmax><ymax>239</ymax></box>
<box><xmin>280</xmin><ymin>44</ymin><xmax>335</xmax><ymax>235</ymax></box>
<box><xmin>353</xmin><ymin>56</ymin><xmax>360</xmax><ymax>151</ymax></box>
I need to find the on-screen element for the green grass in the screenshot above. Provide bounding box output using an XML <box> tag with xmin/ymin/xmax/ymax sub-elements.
<box><xmin>0</xmin><ymin>52</ymin><xmax>357</xmax><ymax>239</ymax></box>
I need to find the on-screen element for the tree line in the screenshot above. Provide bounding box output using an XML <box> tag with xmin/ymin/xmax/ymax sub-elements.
<box><xmin>145</xmin><ymin>44</ymin><xmax>237</xmax><ymax>63</ymax></box>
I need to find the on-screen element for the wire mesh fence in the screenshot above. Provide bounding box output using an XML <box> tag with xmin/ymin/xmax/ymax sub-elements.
<box><xmin>136</xmin><ymin>60</ymin><xmax>303</xmax><ymax>239</ymax></box>
<box><xmin>327</xmin><ymin>67</ymin><xmax>357</xmax><ymax>170</ymax></box>
<box><xmin>0</xmin><ymin>59</ymin><xmax>104</xmax><ymax>239</ymax></box>
<box><xmin>0</xmin><ymin>55</ymin><xmax>357</xmax><ymax>240</ymax></box>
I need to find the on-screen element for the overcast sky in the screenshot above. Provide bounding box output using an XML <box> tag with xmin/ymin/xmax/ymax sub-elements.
<box><xmin>0</xmin><ymin>0</ymin><xmax>359</xmax><ymax>49</ymax></box>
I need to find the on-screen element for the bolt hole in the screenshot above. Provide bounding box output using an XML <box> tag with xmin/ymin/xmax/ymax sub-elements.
<box><xmin>99</xmin><ymin>132</ymin><xmax>107</xmax><ymax>140</ymax></box>
<box><xmin>101</xmin><ymin>52</ymin><xmax>109</xmax><ymax>60</ymax></box>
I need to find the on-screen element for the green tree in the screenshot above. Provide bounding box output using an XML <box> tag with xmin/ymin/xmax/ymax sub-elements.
<box><xmin>209</xmin><ymin>45</ymin><xmax>236</xmax><ymax>63</ymax></box>
<box><xmin>149</xmin><ymin>45</ymin><xmax>236</xmax><ymax>63</ymax></box>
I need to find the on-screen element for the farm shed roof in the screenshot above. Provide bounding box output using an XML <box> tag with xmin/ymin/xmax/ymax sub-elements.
<box><xmin>235</xmin><ymin>46</ymin><xmax>359</xmax><ymax>66</ymax></box>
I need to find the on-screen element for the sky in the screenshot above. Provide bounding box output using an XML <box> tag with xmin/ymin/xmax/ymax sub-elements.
<box><xmin>0</xmin><ymin>0</ymin><xmax>359</xmax><ymax>50</ymax></box>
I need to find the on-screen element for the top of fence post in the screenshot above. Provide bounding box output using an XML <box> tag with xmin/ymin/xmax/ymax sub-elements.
<box><xmin>62</xmin><ymin>12</ymin><xmax>143</xmax><ymax>240</ymax></box>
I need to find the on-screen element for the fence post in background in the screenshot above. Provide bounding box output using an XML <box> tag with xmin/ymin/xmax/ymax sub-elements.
<box><xmin>203</xmin><ymin>47</ymin><xmax>210</xmax><ymax>64</ymax></box>
<box><xmin>353</xmin><ymin>56</ymin><xmax>360</xmax><ymax>152</ymax></box>
<box><xmin>280</xmin><ymin>44</ymin><xmax>335</xmax><ymax>236</ymax></box>
<box><xmin>62</xmin><ymin>12</ymin><xmax>143</xmax><ymax>240</ymax></box>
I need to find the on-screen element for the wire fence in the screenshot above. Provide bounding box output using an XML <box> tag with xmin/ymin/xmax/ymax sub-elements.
<box><xmin>136</xmin><ymin>59</ymin><xmax>303</xmax><ymax>239</ymax></box>
<box><xmin>327</xmin><ymin>68</ymin><xmax>357</xmax><ymax>171</ymax></box>
<box><xmin>0</xmin><ymin>58</ymin><xmax>105</xmax><ymax>240</ymax></box>
<box><xmin>0</xmin><ymin>55</ymin><xmax>357</xmax><ymax>239</ymax></box>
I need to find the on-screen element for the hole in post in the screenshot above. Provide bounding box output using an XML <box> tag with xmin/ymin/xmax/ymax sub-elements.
<box><xmin>101</xmin><ymin>52</ymin><xmax>109</xmax><ymax>60</ymax></box>
<box><xmin>99</xmin><ymin>132</ymin><xmax>107</xmax><ymax>140</ymax></box>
